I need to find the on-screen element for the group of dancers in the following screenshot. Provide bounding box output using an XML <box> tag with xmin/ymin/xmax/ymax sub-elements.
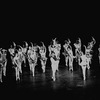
<box><xmin>0</xmin><ymin>37</ymin><xmax>99</xmax><ymax>82</ymax></box>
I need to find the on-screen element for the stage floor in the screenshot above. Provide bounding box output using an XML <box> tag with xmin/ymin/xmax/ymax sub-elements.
<box><xmin>0</xmin><ymin>64</ymin><xmax>100</xmax><ymax>99</ymax></box>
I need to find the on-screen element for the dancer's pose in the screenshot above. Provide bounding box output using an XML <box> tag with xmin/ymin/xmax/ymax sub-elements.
<box><xmin>9</xmin><ymin>43</ymin><xmax>25</xmax><ymax>81</ymax></box>
<box><xmin>98</xmin><ymin>45</ymin><xmax>100</xmax><ymax>64</ymax></box>
<box><xmin>79</xmin><ymin>52</ymin><xmax>87</xmax><ymax>80</ymax></box>
<box><xmin>38</xmin><ymin>42</ymin><xmax>47</xmax><ymax>73</ymax></box>
<box><xmin>21</xmin><ymin>41</ymin><xmax>28</xmax><ymax>67</ymax></box>
<box><xmin>84</xmin><ymin>37</ymin><xmax>96</xmax><ymax>69</ymax></box>
<box><xmin>48</xmin><ymin>38</ymin><xmax>61</xmax><ymax>81</ymax></box>
<box><xmin>0</xmin><ymin>48</ymin><xmax>7</xmax><ymax>82</ymax></box>
<box><xmin>74</xmin><ymin>38</ymin><xmax>82</xmax><ymax>64</ymax></box>
<box><xmin>27</xmin><ymin>43</ymin><xmax>38</xmax><ymax>76</ymax></box>
<box><xmin>63</xmin><ymin>39</ymin><xmax>74</xmax><ymax>71</ymax></box>
<box><xmin>13</xmin><ymin>52</ymin><xmax>22</xmax><ymax>81</ymax></box>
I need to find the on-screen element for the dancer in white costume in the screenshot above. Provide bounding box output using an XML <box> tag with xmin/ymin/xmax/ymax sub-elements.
<box><xmin>8</xmin><ymin>44</ymin><xmax>19</xmax><ymax>81</ymax></box>
<box><xmin>79</xmin><ymin>52</ymin><xmax>87</xmax><ymax>80</ymax></box>
<box><xmin>12</xmin><ymin>47</ymin><xmax>24</xmax><ymax>81</ymax></box>
<box><xmin>79</xmin><ymin>37</ymin><xmax>96</xmax><ymax>80</ymax></box>
<box><xmin>67</xmin><ymin>47</ymin><xmax>74</xmax><ymax>71</ymax></box>
<box><xmin>9</xmin><ymin>43</ymin><xmax>26</xmax><ymax>81</ymax></box>
<box><xmin>22</xmin><ymin>41</ymin><xmax>28</xmax><ymax>67</ymax></box>
<box><xmin>0</xmin><ymin>49</ymin><xmax>3</xmax><ymax>82</ymax></box>
<box><xmin>8</xmin><ymin>42</ymin><xmax>17</xmax><ymax>65</ymax></box>
<box><xmin>0</xmin><ymin>48</ymin><xmax>7</xmax><ymax>82</ymax></box>
<box><xmin>84</xmin><ymin>37</ymin><xmax>96</xmax><ymax>69</ymax></box>
<box><xmin>13</xmin><ymin>53</ymin><xmax>22</xmax><ymax>81</ymax></box>
<box><xmin>1</xmin><ymin>49</ymin><xmax>7</xmax><ymax>76</ymax></box>
<box><xmin>63</xmin><ymin>39</ymin><xmax>74</xmax><ymax>71</ymax></box>
<box><xmin>98</xmin><ymin>45</ymin><xmax>100</xmax><ymax>64</ymax></box>
<box><xmin>84</xmin><ymin>45</ymin><xmax>92</xmax><ymax>69</ymax></box>
<box><xmin>8</xmin><ymin>42</ymin><xmax>16</xmax><ymax>56</ymax></box>
<box><xmin>74</xmin><ymin>38</ymin><xmax>82</xmax><ymax>64</ymax></box>
<box><xmin>38</xmin><ymin>42</ymin><xmax>47</xmax><ymax>73</ymax></box>
<box><xmin>27</xmin><ymin>43</ymin><xmax>38</xmax><ymax>77</ymax></box>
<box><xmin>48</xmin><ymin>38</ymin><xmax>61</xmax><ymax>81</ymax></box>
<box><xmin>17</xmin><ymin>47</ymin><xmax>26</xmax><ymax>73</ymax></box>
<box><xmin>63</xmin><ymin>39</ymin><xmax>71</xmax><ymax>66</ymax></box>
<box><xmin>18</xmin><ymin>44</ymin><xmax>28</xmax><ymax>68</ymax></box>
